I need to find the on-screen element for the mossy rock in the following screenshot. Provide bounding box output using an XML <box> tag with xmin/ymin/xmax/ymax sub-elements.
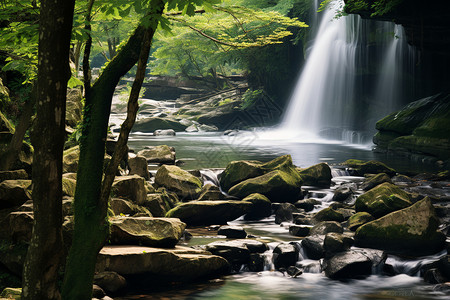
<box><xmin>154</xmin><ymin>165</ymin><xmax>202</xmax><ymax>200</ymax></box>
<box><xmin>62</xmin><ymin>177</ymin><xmax>76</xmax><ymax>197</ymax></box>
<box><xmin>348</xmin><ymin>212</ymin><xmax>374</xmax><ymax>231</ymax></box>
<box><xmin>0</xmin><ymin>180</ymin><xmax>32</xmax><ymax>209</ymax></box>
<box><xmin>228</xmin><ymin>170</ymin><xmax>302</xmax><ymax>203</ymax></box>
<box><xmin>297</xmin><ymin>163</ymin><xmax>332</xmax><ymax>187</ymax></box>
<box><xmin>197</xmin><ymin>184</ymin><xmax>227</xmax><ymax>201</ymax></box>
<box><xmin>360</xmin><ymin>173</ymin><xmax>392</xmax><ymax>191</ymax></box>
<box><xmin>110</xmin><ymin>198</ymin><xmax>152</xmax><ymax>217</ymax></box>
<box><xmin>388</xmin><ymin>135</ymin><xmax>450</xmax><ymax>160</ymax></box>
<box><xmin>342</xmin><ymin>159</ymin><xmax>396</xmax><ymax>176</ymax></box>
<box><xmin>242</xmin><ymin>193</ymin><xmax>272</xmax><ymax>220</ymax></box>
<box><xmin>65</xmin><ymin>88</ymin><xmax>83</xmax><ymax>128</ymax></box>
<box><xmin>132</xmin><ymin>117</ymin><xmax>187</xmax><ymax>133</ymax></box>
<box><xmin>355</xmin><ymin>197</ymin><xmax>446</xmax><ymax>256</ymax></box>
<box><xmin>0</xmin><ymin>111</ymin><xmax>13</xmax><ymax>133</ymax></box>
<box><xmin>219</xmin><ymin>155</ymin><xmax>300</xmax><ymax>192</ymax></box>
<box><xmin>137</xmin><ymin>145</ymin><xmax>176</xmax><ymax>165</ymax></box>
<box><xmin>63</xmin><ymin>146</ymin><xmax>80</xmax><ymax>173</ymax></box>
<box><xmin>355</xmin><ymin>182</ymin><xmax>411</xmax><ymax>218</ymax></box>
<box><xmin>166</xmin><ymin>200</ymin><xmax>252</xmax><ymax>226</ymax></box>
<box><xmin>313</xmin><ymin>208</ymin><xmax>345</xmax><ymax>224</ymax></box>
<box><xmin>112</xmin><ymin>175</ymin><xmax>147</xmax><ymax>205</ymax></box>
<box><xmin>0</xmin><ymin>287</ymin><xmax>22</xmax><ymax>299</ymax></box>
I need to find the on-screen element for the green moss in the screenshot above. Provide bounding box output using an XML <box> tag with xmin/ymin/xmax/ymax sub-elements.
<box><xmin>348</xmin><ymin>212</ymin><xmax>374</xmax><ymax>231</ymax></box>
<box><xmin>298</xmin><ymin>163</ymin><xmax>332</xmax><ymax>187</ymax></box>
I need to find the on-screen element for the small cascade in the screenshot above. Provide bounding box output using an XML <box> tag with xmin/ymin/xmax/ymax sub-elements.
<box><xmin>280</xmin><ymin>0</ymin><xmax>415</xmax><ymax>144</ymax></box>
<box><xmin>383</xmin><ymin>251</ymin><xmax>447</xmax><ymax>276</ymax></box>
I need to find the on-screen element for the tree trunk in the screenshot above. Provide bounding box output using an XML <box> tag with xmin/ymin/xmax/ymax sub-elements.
<box><xmin>61</xmin><ymin>2</ymin><xmax>165</xmax><ymax>299</ymax></box>
<box><xmin>21</xmin><ymin>0</ymin><xmax>75</xmax><ymax>299</ymax></box>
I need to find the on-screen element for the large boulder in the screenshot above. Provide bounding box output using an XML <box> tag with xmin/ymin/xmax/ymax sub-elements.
<box><xmin>165</xmin><ymin>200</ymin><xmax>252</xmax><ymax>225</ymax></box>
<box><xmin>112</xmin><ymin>175</ymin><xmax>147</xmax><ymax>205</ymax></box>
<box><xmin>242</xmin><ymin>193</ymin><xmax>272</xmax><ymax>220</ymax></box>
<box><xmin>110</xmin><ymin>198</ymin><xmax>152</xmax><ymax>217</ymax></box>
<box><xmin>342</xmin><ymin>159</ymin><xmax>396</xmax><ymax>176</ymax></box>
<box><xmin>228</xmin><ymin>170</ymin><xmax>302</xmax><ymax>203</ymax></box>
<box><xmin>93</xmin><ymin>271</ymin><xmax>127</xmax><ymax>294</ymax></box>
<box><xmin>312</xmin><ymin>207</ymin><xmax>345</xmax><ymax>223</ymax></box>
<box><xmin>197</xmin><ymin>184</ymin><xmax>227</xmax><ymax>201</ymax></box>
<box><xmin>374</xmin><ymin>93</ymin><xmax>450</xmax><ymax>160</ymax></box>
<box><xmin>355</xmin><ymin>182</ymin><xmax>412</xmax><ymax>218</ymax></box>
<box><xmin>273</xmin><ymin>242</ymin><xmax>299</xmax><ymax>269</ymax></box>
<box><xmin>109</xmin><ymin>217</ymin><xmax>186</xmax><ymax>248</ymax></box>
<box><xmin>132</xmin><ymin>117</ymin><xmax>187</xmax><ymax>133</ymax></box>
<box><xmin>95</xmin><ymin>245</ymin><xmax>229</xmax><ymax>281</ymax></box>
<box><xmin>137</xmin><ymin>145</ymin><xmax>176</xmax><ymax>165</ymax></box>
<box><xmin>203</xmin><ymin>240</ymin><xmax>267</xmax><ymax>269</ymax></box>
<box><xmin>219</xmin><ymin>155</ymin><xmax>300</xmax><ymax>192</ymax></box>
<box><xmin>347</xmin><ymin>212</ymin><xmax>374</xmax><ymax>231</ymax></box>
<box><xmin>323</xmin><ymin>249</ymin><xmax>385</xmax><ymax>279</ymax></box>
<box><xmin>360</xmin><ymin>173</ymin><xmax>392</xmax><ymax>191</ymax></box>
<box><xmin>0</xmin><ymin>180</ymin><xmax>32</xmax><ymax>209</ymax></box>
<box><xmin>355</xmin><ymin>198</ymin><xmax>446</xmax><ymax>256</ymax></box>
<box><xmin>154</xmin><ymin>165</ymin><xmax>202</xmax><ymax>200</ymax></box>
<box><xmin>297</xmin><ymin>163</ymin><xmax>332</xmax><ymax>187</ymax></box>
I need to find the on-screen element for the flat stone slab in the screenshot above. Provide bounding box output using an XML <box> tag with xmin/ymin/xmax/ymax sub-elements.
<box><xmin>96</xmin><ymin>245</ymin><xmax>229</xmax><ymax>281</ymax></box>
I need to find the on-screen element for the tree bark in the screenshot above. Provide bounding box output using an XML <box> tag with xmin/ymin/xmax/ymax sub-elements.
<box><xmin>21</xmin><ymin>0</ymin><xmax>75</xmax><ymax>299</ymax></box>
<box><xmin>61</xmin><ymin>1</ymin><xmax>165</xmax><ymax>299</ymax></box>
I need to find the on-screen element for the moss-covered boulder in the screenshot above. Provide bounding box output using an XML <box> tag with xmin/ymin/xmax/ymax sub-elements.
<box><xmin>228</xmin><ymin>170</ymin><xmax>302</xmax><ymax>203</ymax></box>
<box><xmin>342</xmin><ymin>159</ymin><xmax>396</xmax><ymax>176</ymax></box>
<box><xmin>137</xmin><ymin>145</ymin><xmax>176</xmax><ymax>165</ymax></box>
<box><xmin>154</xmin><ymin>165</ymin><xmax>202</xmax><ymax>200</ymax></box>
<box><xmin>166</xmin><ymin>200</ymin><xmax>252</xmax><ymax>225</ymax></box>
<box><xmin>347</xmin><ymin>212</ymin><xmax>374</xmax><ymax>231</ymax></box>
<box><xmin>128</xmin><ymin>155</ymin><xmax>150</xmax><ymax>180</ymax></box>
<box><xmin>132</xmin><ymin>117</ymin><xmax>187</xmax><ymax>133</ymax></box>
<box><xmin>355</xmin><ymin>198</ymin><xmax>446</xmax><ymax>256</ymax></box>
<box><xmin>242</xmin><ymin>193</ymin><xmax>272</xmax><ymax>220</ymax></box>
<box><xmin>312</xmin><ymin>207</ymin><xmax>345</xmax><ymax>223</ymax></box>
<box><xmin>219</xmin><ymin>155</ymin><xmax>300</xmax><ymax>192</ymax></box>
<box><xmin>141</xmin><ymin>193</ymin><xmax>177</xmax><ymax>217</ymax></box>
<box><xmin>62</xmin><ymin>146</ymin><xmax>80</xmax><ymax>173</ymax></box>
<box><xmin>0</xmin><ymin>287</ymin><xmax>22</xmax><ymax>300</ymax></box>
<box><xmin>112</xmin><ymin>175</ymin><xmax>147</xmax><ymax>205</ymax></box>
<box><xmin>374</xmin><ymin>93</ymin><xmax>450</xmax><ymax>160</ymax></box>
<box><xmin>109</xmin><ymin>217</ymin><xmax>186</xmax><ymax>248</ymax></box>
<box><xmin>197</xmin><ymin>184</ymin><xmax>227</xmax><ymax>201</ymax></box>
<box><xmin>355</xmin><ymin>182</ymin><xmax>411</xmax><ymax>218</ymax></box>
<box><xmin>0</xmin><ymin>180</ymin><xmax>32</xmax><ymax>209</ymax></box>
<box><xmin>297</xmin><ymin>163</ymin><xmax>332</xmax><ymax>187</ymax></box>
<box><xmin>62</xmin><ymin>177</ymin><xmax>76</xmax><ymax>197</ymax></box>
<box><xmin>360</xmin><ymin>173</ymin><xmax>392</xmax><ymax>191</ymax></box>
<box><xmin>110</xmin><ymin>198</ymin><xmax>152</xmax><ymax>217</ymax></box>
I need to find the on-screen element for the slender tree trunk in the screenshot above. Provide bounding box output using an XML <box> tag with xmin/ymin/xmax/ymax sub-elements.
<box><xmin>61</xmin><ymin>2</ymin><xmax>165</xmax><ymax>299</ymax></box>
<box><xmin>21</xmin><ymin>0</ymin><xmax>75</xmax><ymax>299</ymax></box>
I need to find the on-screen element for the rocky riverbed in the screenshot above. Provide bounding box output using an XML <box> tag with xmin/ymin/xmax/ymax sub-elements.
<box><xmin>1</xmin><ymin>144</ymin><xmax>449</xmax><ymax>299</ymax></box>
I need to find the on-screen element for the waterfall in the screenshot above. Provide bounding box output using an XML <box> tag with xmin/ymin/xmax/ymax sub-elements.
<box><xmin>280</xmin><ymin>0</ymin><xmax>415</xmax><ymax>144</ymax></box>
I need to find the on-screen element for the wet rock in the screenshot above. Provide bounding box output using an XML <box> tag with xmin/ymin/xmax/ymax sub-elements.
<box><xmin>198</xmin><ymin>124</ymin><xmax>218</xmax><ymax>132</ymax></box>
<box><xmin>347</xmin><ymin>212</ymin><xmax>374</xmax><ymax>231</ymax></box>
<box><xmin>228</xmin><ymin>169</ymin><xmax>302</xmax><ymax>203</ymax></box>
<box><xmin>0</xmin><ymin>179</ymin><xmax>31</xmax><ymax>209</ymax></box>
<box><xmin>297</xmin><ymin>163</ymin><xmax>332</xmax><ymax>187</ymax></box>
<box><xmin>219</xmin><ymin>155</ymin><xmax>301</xmax><ymax>193</ymax></box>
<box><xmin>242</xmin><ymin>193</ymin><xmax>272</xmax><ymax>220</ymax></box>
<box><xmin>197</xmin><ymin>184</ymin><xmax>227</xmax><ymax>201</ymax></box>
<box><xmin>323</xmin><ymin>249</ymin><xmax>385</xmax><ymax>279</ymax></box>
<box><xmin>155</xmin><ymin>165</ymin><xmax>202</xmax><ymax>200</ymax></box>
<box><xmin>128</xmin><ymin>155</ymin><xmax>150</xmax><ymax>180</ymax></box>
<box><xmin>137</xmin><ymin>145</ymin><xmax>176</xmax><ymax>165</ymax></box>
<box><xmin>294</xmin><ymin>215</ymin><xmax>313</xmax><ymax>225</ymax></box>
<box><xmin>94</xmin><ymin>271</ymin><xmax>127</xmax><ymax>294</ymax></box>
<box><xmin>423</xmin><ymin>268</ymin><xmax>447</xmax><ymax>284</ymax></box>
<box><xmin>248</xmin><ymin>253</ymin><xmax>265</xmax><ymax>272</ymax></box>
<box><xmin>310</xmin><ymin>221</ymin><xmax>343</xmax><ymax>236</ymax></box>
<box><xmin>312</xmin><ymin>207</ymin><xmax>345</xmax><ymax>223</ymax></box>
<box><xmin>112</xmin><ymin>175</ymin><xmax>147</xmax><ymax>205</ymax></box>
<box><xmin>275</xmin><ymin>203</ymin><xmax>299</xmax><ymax>224</ymax></box>
<box><xmin>361</xmin><ymin>173</ymin><xmax>392</xmax><ymax>191</ymax></box>
<box><xmin>218</xmin><ymin>225</ymin><xmax>247</xmax><ymax>239</ymax></box>
<box><xmin>355</xmin><ymin>182</ymin><xmax>412</xmax><ymax>218</ymax></box>
<box><xmin>0</xmin><ymin>170</ymin><xmax>28</xmax><ymax>183</ymax></box>
<box><xmin>110</xmin><ymin>198</ymin><xmax>151</xmax><ymax>217</ymax></box>
<box><xmin>203</xmin><ymin>241</ymin><xmax>250</xmax><ymax>267</ymax></box>
<box><xmin>154</xmin><ymin>129</ymin><xmax>176</xmax><ymax>136</ymax></box>
<box><xmin>286</xmin><ymin>266</ymin><xmax>303</xmax><ymax>278</ymax></box>
<box><xmin>324</xmin><ymin>232</ymin><xmax>354</xmax><ymax>257</ymax></box>
<box><xmin>289</xmin><ymin>225</ymin><xmax>311</xmax><ymax>237</ymax></box>
<box><xmin>165</xmin><ymin>200</ymin><xmax>251</xmax><ymax>225</ymax></box>
<box><xmin>96</xmin><ymin>245</ymin><xmax>229</xmax><ymax>281</ymax></box>
<box><xmin>342</xmin><ymin>159</ymin><xmax>396</xmax><ymax>176</ymax></box>
<box><xmin>391</xmin><ymin>174</ymin><xmax>415</xmax><ymax>185</ymax></box>
<box><xmin>355</xmin><ymin>197</ymin><xmax>446</xmax><ymax>255</ymax></box>
<box><xmin>273</xmin><ymin>242</ymin><xmax>299</xmax><ymax>269</ymax></box>
<box><xmin>294</xmin><ymin>198</ymin><xmax>321</xmax><ymax>212</ymax></box>
<box><xmin>109</xmin><ymin>217</ymin><xmax>186</xmax><ymax>248</ymax></box>
<box><xmin>132</xmin><ymin>117</ymin><xmax>188</xmax><ymax>133</ymax></box>
<box><xmin>332</xmin><ymin>183</ymin><xmax>356</xmax><ymax>202</ymax></box>
<box><xmin>302</xmin><ymin>235</ymin><xmax>325</xmax><ymax>260</ymax></box>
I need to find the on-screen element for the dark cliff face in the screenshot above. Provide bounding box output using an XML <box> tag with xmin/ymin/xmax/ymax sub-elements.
<box><xmin>344</xmin><ymin>0</ymin><xmax>450</xmax><ymax>96</ymax></box>
<box><xmin>344</xmin><ymin>0</ymin><xmax>450</xmax><ymax>54</ymax></box>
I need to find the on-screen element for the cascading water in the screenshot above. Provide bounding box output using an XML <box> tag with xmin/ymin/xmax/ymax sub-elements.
<box><xmin>280</xmin><ymin>0</ymin><xmax>415</xmax><ymax>144</ymax></box>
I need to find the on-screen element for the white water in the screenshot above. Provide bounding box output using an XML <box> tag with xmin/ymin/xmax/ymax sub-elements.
<box><xmin>280</xmin><ymin>0</ymin><xmax>415</xmax><ymax>144</ymax></box>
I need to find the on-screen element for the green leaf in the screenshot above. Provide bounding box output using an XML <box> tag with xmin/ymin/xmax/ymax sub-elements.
<box><xmin>67</xmin><ymin>76</ymin><xmax>84</xmax><ymax>88</ymax></box>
